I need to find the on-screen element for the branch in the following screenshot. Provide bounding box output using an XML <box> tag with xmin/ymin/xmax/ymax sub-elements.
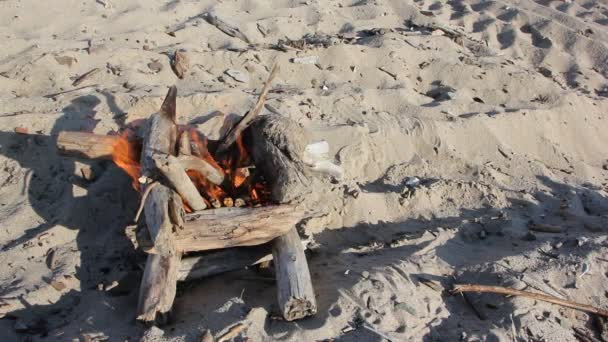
<box><xmin>452</xmin><ymin>284</ymin><xmax>608</xmax><ymax>317</ymax></box>
<box><xmin>216</xmin><ymin>63</ymin><xmax>279</xmax><ymax>154</ymax></box>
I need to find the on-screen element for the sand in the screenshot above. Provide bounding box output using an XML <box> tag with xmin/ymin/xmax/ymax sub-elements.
<box><xmin>0</xmin><ymin>0</ymin><xmax>607</xmax><ymax>341</ymax></box>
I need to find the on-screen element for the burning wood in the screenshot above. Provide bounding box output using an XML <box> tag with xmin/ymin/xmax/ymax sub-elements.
<box><xmin>55</xmin><ymin>63</ymin><xmax>317</xmax><ymax>324</ymax></box>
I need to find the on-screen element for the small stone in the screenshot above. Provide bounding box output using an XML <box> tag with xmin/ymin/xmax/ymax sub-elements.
<box><xmin>147</xmin><ymin>60</ymin><xmax>163</xmax><ymax>73</ymax></box>
<box><xmin>171</xmin><ymin>50</ymin><xmax>189</xmax><ymax>79</ymax></box>
<box><xmin>142</xmin><ymin>326</ymin><xmax>164</xmax><ymax>339</ymax></box>
<box><xmin>522</xmin><ymin>232</ymin><xmax>537</xmax><ymax>241</ymax></box>
<box><xmin>395</xmin><ymin>302</ymin><xmax>417</xmax><ymax>316</ymax></box>
<box><xmin>142</xmin><ymin>45</ymin><xmax>151</xmax><ymax>51</ymax></box>
<box><xmin>55</xmin><ymin>56</ymin><xmax>78</xmax><ymax>67</ymax></box>
<box><xmin>362</xmin><ymin>271</ymin><xmax>370</xmax><ymax>279</ymax></box>
<box><xmin>50</xmin><ymin>280</ymin><xmax>66</xmax><ymax>291</ymax></box>
<box><xmin>224</xmin><ymin>69</ymin><xmax>249</xmax><ymax>83</ymax></box>
<box><xmin>14</xmin><ymin>127</ymin><xmax>28</xmax><ymax>134</ymax></box>
<box><xmin>46</xmin><ymin>248</ymin><xmax>57</xmax><ymax>270</ymax></box>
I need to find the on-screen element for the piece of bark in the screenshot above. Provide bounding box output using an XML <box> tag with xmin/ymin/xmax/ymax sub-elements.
<box><xmin>216</xmin><ymin>63</ymin><xmax>279</xmax><ymax>154</ymax></box>
<box><xmin>178</xmin><ymin>131</ymin><xmax>191</xmax><ymax>156</ymax></box>
<box><xmin>272</xmin><ymin>228</ymin><xmax>317</xmax><ymax>321</ymax></box>
<box><xmin>202</xmin><ymin>13</ymin><xmax>250</xmax><ymax>43</ymax></box>
<box><xmin>246</xmin><ymin>114</ymin><xmax>311</xmax><ymax>203</ymax></box>
<box><xmin>153</xmin><ymin>153</ymin><xmax>207</xmax><ymax>211</ymax></box>
<box><xmin>177</xmin><ymin>155</ymin><xmax>224</xmax><ymax>185</ymax></box>
<box><xmin>72</xmin><ymin>67</ymin><xmax>100</xmax><ymax>86</ymax></box>
<box><xmin>56</xmin><ymin>131</ymin><xmax>118</xmax><ymax>159</ymax></box>
<box><xmin>137</xmin><ymin>205</ymin><xmax>304</xmax><ymax>253</ymax></box>
<box><xmin>171</xmin><ymin>50</ymin><xmax>188</xmax><ymax>79</ymax></box>
<box><xmin>176</xmin><ymin>241</ymin><xmax>308</xmax><ymax>282</ymax></box>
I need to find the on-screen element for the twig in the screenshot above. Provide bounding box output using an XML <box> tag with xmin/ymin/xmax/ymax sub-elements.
<box><xmin>362</xmin><ymin>323</ymin><xmax>392</xmax><ymax>341</ymax></box>
<box><xmin>452</xmin><ymin>284</ymin><xmax>608</xmax><ymax>317</ymax></box>
<box><xmin>216</xmin><ymin>63</ymin><xmax>279</xmax><ymax>154</ymax></box>
<box><xmin>72</xmin><ymin>68</ymin><xmax>100</xmax><ymax>86</ymax></box>
<box><xmin>573</xmin><ymin>327</ymin><xmax>601</xmax><ymax>342</ymax></box>
<box><xmin>202</xmin><ymin>13</ymin><xmax>250</xmax><ymax>44</ymax></box>
<box><xmin>134</xmin><ymin>182</ymin><xmax>159</xmax><ymax>222</ymax></box>
<box><xmin>217</xmin><ymin>323</ymin><xmax>247</xmax><ymax>342</ymax></box>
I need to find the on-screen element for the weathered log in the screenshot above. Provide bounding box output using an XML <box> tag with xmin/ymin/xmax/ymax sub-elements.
<box><xmin>137</xmin><ymin>86</ymin><xmax>183</xmax><ymax>325</ymax></box>
<box><xmin>177</xmin><ymin>241</ymin><xmax>309</xmax><ymax>282</ymax></box>
<box><xmin>246</xmin><ymin>114</ymin><xmax>312</xmax><ymax>203</ymax></box>
<box><xmin>137</xmin><ymin>185</ymin><xmax>182</xmax><ymax>323</ymax></box>
<box><xmin>177</xmin><ymin>155</ymin><xmax>224</xmax><ymax>185</ymax></box>
<box><xmin>153</xmin><ymin>153</ymin><xmax>207</xmax><ymax>210</ymax></box>
<box><xmin>216</xmin><ymin>63</ymin><xmax>279</xmax><ymax>154</ymax></box>
<box><xmin>136</xmin><ymin>205</ymin><xmax>304</xmax><ymax>253</ymax></box>
<box><xmin>272</xmin><ymin>228</ymin><xmax>317</xmax><ymax>321</ymax></box>
<box><xmin>140</xmin><ymin>86</ymin><xmax>179</xmax><ymax>180</ymax></box>
<box><xmin>56</xmin><ymin>131</ymin><xmax>118</xmax><ymax>159</ymax></box>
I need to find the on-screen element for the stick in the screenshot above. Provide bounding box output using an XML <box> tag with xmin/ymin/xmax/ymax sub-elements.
<box><xmin>202</xmin><ymin>13</ymin><xmax>250</xmax><ymax>44</ymax></box>
<box><xmin>72</xmin><ymin>67</ymin><xmax>100</xmax><ymax>86</ymax></box>
<box><xmin>137</xmin><ymin>205</ymin><xmax>304</xmax><ymax>253</ymax></box>
<box><xmin>176</xmin><ymin>241</ymin><xmax>309</xmax><ymax>282</ymax></box>
<box><xmin>56</xmin><ymin>132</ymin><xmax>118</xmax><ymax>159</ymax></box>
<box><xmin>216</xmin><ymin>63</ymin><xmax>279</xmax><ymax>154</ymax></box>
<box><xmin>272</xmin><ymin>228</ymin><xmax>317</xmax><ymax>321</ymax></box>
<box><xmin>152</xmin><ymin>153</ymin><xmax>207</xmax><ymax>210</ymax></box>
<box><xmin>452</xmin><ymin>284</ymin><xmax>608</xmax><ymax>317</ymax></box>
<box><xmin>529</xmin><ymin>223</ymin><xmax>564</xmax><ymax>233</ymax></box>
<box><xmin>177</xmin><ymin>155</ymin><xmax>224</xmax><ymax>185</ymax></box>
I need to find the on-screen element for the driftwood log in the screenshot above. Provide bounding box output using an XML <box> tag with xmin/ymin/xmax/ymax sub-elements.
<box><xmin>57</xmin><ymin>131</ymin><xmax>118</xmax><ymax>159</ymax></box>
<box><xmin>246</xmin><ymin>114</ymin><xmax>312</xmax><ymax>204</ymax></box>
<box><xmin>177</xmin><ymin>241</ymin><xmax>307</xmax><ymax>282</ymax></box>
<box><xmin>272</xmin><ymin>228</ymin><xmax>317</xmax><ymax>320</ymax></box>
<box><xmin>134</xmin><ymin>205</ymin><xmax>304</xmax><ymax>253</ymax></box>
<box><xmin>137</xmin><ymin>86</ymin><xmax>184</xmax><ymax>324</ymax></box>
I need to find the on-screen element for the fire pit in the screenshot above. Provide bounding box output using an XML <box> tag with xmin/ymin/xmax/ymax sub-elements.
<box><xmin>56</xmin><ymin>65</ymin><xmax>317</xmax><ymax>325</ymax></box>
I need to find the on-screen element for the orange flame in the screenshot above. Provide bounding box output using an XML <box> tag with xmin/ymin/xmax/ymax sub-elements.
<box><xmin>112</xmin><ymin>134</ymin><xmax>141</xmax><ymax>191</ymax></box>
<box><xmin>111</xmin><ymin>125</ymin><xmax>270</xmax><ymax>209</ymax></box>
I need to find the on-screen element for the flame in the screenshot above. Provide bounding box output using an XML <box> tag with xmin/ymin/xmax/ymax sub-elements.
<box><xmin>112</xmin><ymin>133</ymin><xmax>141</xmax><ymax>191</ymax></box>
<box><xmin>110</xmin><ymin>124</ymin><xmax>270</xmax><ymax>210</ymax></box>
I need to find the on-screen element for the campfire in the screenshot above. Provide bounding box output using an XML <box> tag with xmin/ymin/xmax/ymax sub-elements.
<box><xmin>56</xmin><ymin>64</ymin><xmax>317</xmax><ymax>325</ymax></box>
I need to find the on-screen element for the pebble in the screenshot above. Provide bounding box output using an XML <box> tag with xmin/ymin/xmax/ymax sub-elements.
<box><xmin>50</xmin><ymin>280</ymin><xmax>66</xmax><ymax>291</ymax></box>
<box><xmin>405</xmin><ymin>176</ymin><xmax>421</xmax><ymax>188</ymax></box>
<box><xmin>362</xmin><ymin>271</ymin><xmax>370</xmax><ymax>279</ymax></box>
<box><xmin>224</xmin><ymin>69</ymin><xmax>249</xmax><ymax>83</ymax></box>
<box><xmin>147</xmin><ymin>60</ymin><xmax>163</xmax><ymax>73</ymax></box>
<box><xmin>522</xmin><ymin>232</ymin><xmax>537</xmax><ymax>241</ymax></box>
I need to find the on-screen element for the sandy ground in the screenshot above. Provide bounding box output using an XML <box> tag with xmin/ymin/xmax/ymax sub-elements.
<box><xmin>1</xmin><ymin>0</ymin><xmax>608</xmax><ymax>341</ymax></box>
